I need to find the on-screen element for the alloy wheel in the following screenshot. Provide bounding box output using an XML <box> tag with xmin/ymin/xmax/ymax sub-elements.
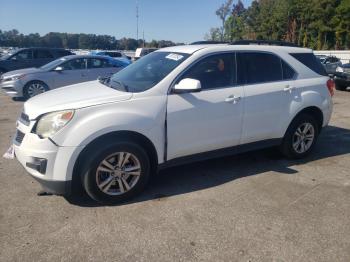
<box><xmin>95</xmin><ymin>152</ymin><xmax>141</xmax><ymax>195</ymax></box>
<box><xmin>292</xmin><ymin>122</ymin><xmax>315</xmax><ymax>154</ymax></box>
<box><xmin>27</xmin><ymin>83</ymin><xmax>46</xmax><ymax>97</ymax></box>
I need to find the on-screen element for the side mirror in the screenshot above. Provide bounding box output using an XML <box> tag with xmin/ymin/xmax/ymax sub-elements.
<box><xmin>54</xmin><ymin>66</ymin><xmax>64</xmax><ymax>72</ymax></box>
<box><xmin>173</xmin><ymin>78</ymin><xmax>201</xmax><ymax>94</ymax></box>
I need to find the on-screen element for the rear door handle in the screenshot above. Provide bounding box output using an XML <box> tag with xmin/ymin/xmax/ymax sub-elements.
<box><xmin>225</xmin><ymin>95</ymin><xmax>241</xmax><ymax>104</ymax></box>
<box><xmin>284</xmin><ymin>85</ymin><xmax>296</xmax><ymax>92</ymax></box>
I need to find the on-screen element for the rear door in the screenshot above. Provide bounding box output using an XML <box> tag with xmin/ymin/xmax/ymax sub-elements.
<box><xmin>32</xmin><ymin>49</ymin><xmax>55</xmax><ymax>67</ymax></box>
<box><xmin>52</xmin><ymin>58</ymin><xmax>88</xmax><ymax>88</ymax></box>
<box><xmin>167</xmin><ymin>53</ymin><xmax>244</xmax><ymax>160</ymax></box>
<box><xmin>237</xmin><ymin>52</ymin><xmax>296</xmax><ymax>144</ymax></box>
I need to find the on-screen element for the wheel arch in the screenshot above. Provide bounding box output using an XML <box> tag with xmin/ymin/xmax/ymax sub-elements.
<box><xmin>71</xmin><ymin>130</ymin><xmax>159</xmax><ymax>192</ymax></box>
<box><xmin>286</xmin><ymin>106</ymin><xmax>324</xmax><ymax>136</ymax></box>
<box><xmin>24</xmin><ymin>79</ymin><xmax>49</xmax><ymax>89</ymax></box>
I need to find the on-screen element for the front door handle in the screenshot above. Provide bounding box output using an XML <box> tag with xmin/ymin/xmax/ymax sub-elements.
<box><xmin>284</xmin><ymin>85</ymin><xmax>296</xmax><ymax>92</ymax></box>
<box><xmin>225</xmin><ymin>95</ymin><xmax>241</xmax><ymax>104</ymax></box>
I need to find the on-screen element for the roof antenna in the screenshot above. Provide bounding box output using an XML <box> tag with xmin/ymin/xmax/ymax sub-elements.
<box><xmin>136</xmin><ymin>0</ymin><xmax>139</xmax><ymax>40</ymax></box>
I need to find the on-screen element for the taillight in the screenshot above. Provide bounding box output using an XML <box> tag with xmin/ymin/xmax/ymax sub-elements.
<box><xmin>326</xmin><ymin>79</ymin><xmax>335</xmax><ymax>97</ymax></box>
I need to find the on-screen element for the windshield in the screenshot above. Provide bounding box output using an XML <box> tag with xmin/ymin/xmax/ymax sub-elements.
<box><xmin>109</xmin><ymin>51</ymin><xmax>190</xmax><ymax>92</ymax></box>
<box><xmin>40</xmin><ymin>58</ymin><xmax>66</xmax><ymax>70</ymax></box>
<box><xmin>0</xmin><ymin>52</ymin><xmax>13</xmax><ymax>60</ymax></box>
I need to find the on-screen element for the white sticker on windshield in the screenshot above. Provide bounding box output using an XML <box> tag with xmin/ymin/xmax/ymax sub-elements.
<box><xmin>166</xmin><ymin>53</ymin><xmax>184</xmax><ymax>61</ymax></box>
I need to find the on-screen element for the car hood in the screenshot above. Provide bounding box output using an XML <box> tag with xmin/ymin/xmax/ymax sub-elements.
<box><xmin>24</xmin><ymin>80</ymin><xmax>133</xmax><ymax>119</ymax></box>
<box><xmin>2</xmin><ymin>67</ymin><xmax>43</xmax><ymax>78</ymax></box>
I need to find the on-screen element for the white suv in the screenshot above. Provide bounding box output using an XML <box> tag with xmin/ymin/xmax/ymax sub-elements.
<box><xmin>10</xmin><ymin>42</ymin><xmax>334</xmax><ymax>204</ymax></box>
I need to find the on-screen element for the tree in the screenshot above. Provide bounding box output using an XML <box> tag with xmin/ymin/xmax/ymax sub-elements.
<box><xmin>207</xmin><ymin>0</ymin><xmax>350</xmax><ymax>50</ymax></box>
<box><xmin>216</xmin><ymin>0</ymin><xmax>234</xmax><ymax>41</ymax></box>
<box><xmin>204</xmin><ymin>27</ymin><xmax>222</xmax><ymax>41</ymax></box>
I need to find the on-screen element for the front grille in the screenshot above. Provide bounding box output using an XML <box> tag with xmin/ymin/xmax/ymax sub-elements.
<box><xmin>14</xmin><ymin>130</ymin><xmax>25</xmax><ymax>145</ymax></box>
<box><xmin>19</xmin><ymin>112</ymin><xmax>30</xmax><ymax>125</ymax></box>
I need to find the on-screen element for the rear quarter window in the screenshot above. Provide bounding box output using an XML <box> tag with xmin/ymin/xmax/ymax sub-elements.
<box><xmin>290</xmin><ymin>53</ymin><xmax>327</xmax><ymax>76</ymax></box>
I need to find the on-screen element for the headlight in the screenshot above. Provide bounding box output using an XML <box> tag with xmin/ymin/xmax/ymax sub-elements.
<box><xmin>35</xmin><ymin>110</ymin><xmax>74</xmax><ymax>138</ymax></box>
<box><xmin>336</xmin><ymin>66</ymin><xmax>344</xmax><ymax>73</ymax></box>
<box><xmin>5</xmin><ymin>74</ymin><xmax>26</xmax><ymax>81</ymax></box>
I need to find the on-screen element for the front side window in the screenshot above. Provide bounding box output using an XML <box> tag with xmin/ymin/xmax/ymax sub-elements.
<box><xmin>237</xmin><ymin>52</ymin><xmax>282</xmax><ymax>84</ymax></box>
<box><xmin>109</xmin><ymin>51</ymin><xmax>190</xmax><ymax>92</ymax></box>
<box><xmin>11</xmin><ymin>50</ymin><xmax>33</xmax><ymax>60</ymax></box>
<box><xmin>61</xmin><ymin>58</ymin><xmax>87</xmax><ymax>70</ymax></box>
<box><xmin>179</xmin><ymin>53</ymin><xmax>235</xmax><ymax>90</ymax></box>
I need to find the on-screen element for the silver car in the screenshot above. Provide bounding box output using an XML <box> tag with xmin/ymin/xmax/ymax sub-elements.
<box><xmin>0</xmin><ymin>55</ymin><xmax>128</xmax><ymax>99</ymax></box>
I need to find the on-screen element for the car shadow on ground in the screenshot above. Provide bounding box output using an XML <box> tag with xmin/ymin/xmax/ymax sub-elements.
<box><xmin>65</xmin><ymin>125</ymin><xmax>350</xmax><ymax>207</ymax></box>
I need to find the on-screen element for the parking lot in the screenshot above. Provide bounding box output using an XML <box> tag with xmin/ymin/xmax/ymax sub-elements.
<box><xmin>0</xmin><ymin>90</ymin><xmax>349</xmax><ymax>261</ymax></box>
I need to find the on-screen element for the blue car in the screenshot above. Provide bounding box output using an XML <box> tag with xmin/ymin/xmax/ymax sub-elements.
<box><xmin>90</xmin><ymin>51</ymin><xmax>132</xmax><ymax>65</ymax></box>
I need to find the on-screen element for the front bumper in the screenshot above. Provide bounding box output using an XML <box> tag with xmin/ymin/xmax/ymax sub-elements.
<box><xmin>0</xmin><ymin>78</ymin><xmax>24</xmax><ymax>97</ymax></box>
<box><xmin>13</xmin><ymin>118</ymin><xmax>78</xmax><ymax>195</ymax></box>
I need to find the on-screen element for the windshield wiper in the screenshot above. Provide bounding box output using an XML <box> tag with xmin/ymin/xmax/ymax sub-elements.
<box><xmin>98</xmin><ymin>76</ymin><xmax>111</xmax><ymax>87</ymax></box>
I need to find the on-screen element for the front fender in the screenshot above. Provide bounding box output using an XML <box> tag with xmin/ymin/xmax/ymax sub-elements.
<box><xmin>51</xmin><ymin>96</ymin><xmax>166</xmax><ymax>178</ymax></box>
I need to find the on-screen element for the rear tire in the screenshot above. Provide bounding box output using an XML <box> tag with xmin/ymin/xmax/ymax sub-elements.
<box><xmin>280</xmin><ymin>114</ymin><xmax>319</xmax><ymax>159</ymax></box>
<box><xmin>23</xmin><ymin>81</ymin><xmax>49</xmax><ymax>99</ymax></box>
<box><xmin>80</xmin><ymin>141</ymin><xmax>150</xmax><ymax>204</ymax></box>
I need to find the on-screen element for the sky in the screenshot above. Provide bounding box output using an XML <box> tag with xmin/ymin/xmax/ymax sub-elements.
<box><xmin>0</xmin><ymin>0</ymin><xmax>252</xmax><ymax>43</ymax></box>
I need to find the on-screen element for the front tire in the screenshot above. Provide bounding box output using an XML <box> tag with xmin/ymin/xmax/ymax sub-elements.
<box><xmin>280</xmin><ymin>114</ymin><xmax>319</xmax><ymax>159</ymax></box>
<box><xmin>23</xmin><ymin>81</ymin><xmax>49</xmax><ymax>99</ymax></box>
<box><xmin>81</xmin><ymin>141</ymin><xmax>150</xmax><ymax>204</ymax></box>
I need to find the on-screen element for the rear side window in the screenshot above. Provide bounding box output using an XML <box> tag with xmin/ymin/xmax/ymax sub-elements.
<box><xmin>290</xmin><ymin>53</ymin><xmax>327</xmax><ymax>76</ymax></box>
<box><xmin>237</xmin><ymin>52</ymin><xmax>282</xmax><ymax>84</ymax></box>
<box><xmin>56</xmin><ymin>50</ymin><xmax>72</xmax><ymax>57</ymax></box>
<box><xmin>33</xmin><ymin>49</ymin><xmax>53</xmax><ymax>59</ymax></box>
<box><xmin>282</xmin><ymin>60</ymin><xmax>296</xmax><ymax>80</ymax></box>
<box><xmin>88</xmin><ymin>58</ymin><xmax>111</xmax><ymax>68</ymax></box>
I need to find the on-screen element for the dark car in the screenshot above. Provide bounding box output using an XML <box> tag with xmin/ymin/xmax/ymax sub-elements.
<box><xmin>316</xmin><ymin>55</ymin><xmax>342</xmax><ymax>75</ymax></box>
<box><xmin>0</xmin><ymin>47</ymin><xmax>73</xmax><ymax>75</ymax></box>
<box><xmin>334</xmin><ymin>63</ymin><xmax>350</xmax><ymax>91</ymax></box>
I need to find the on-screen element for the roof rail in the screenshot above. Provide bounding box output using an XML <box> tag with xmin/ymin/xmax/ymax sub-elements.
<box><xmin>231</xmin><ymin>40</ymin><xmax>299</xmax><ymax>47</ymax></box>
<box><xmin>190</xmin><ymin>41</ymin><xmax>229</xmax><ymax>45</ymax></box>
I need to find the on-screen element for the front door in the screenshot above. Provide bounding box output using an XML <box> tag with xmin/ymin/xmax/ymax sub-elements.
<box><xmin>167</xmin><ymin>53</ymin><xmax>244</xmax><ymax>160</ymax></box>
<box><xmin>32</xmin><ymin>49</ymin><xmax>55</xmax><ymax>68</ymax></box>
<box><xmin>53</xmin><ymin>58</ymin><xmax>88</xmax><ymax>88</ymax></box>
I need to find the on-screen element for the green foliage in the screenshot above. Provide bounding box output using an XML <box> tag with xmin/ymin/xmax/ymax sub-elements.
<box><xmin>0</xmin><ymin>30</ymin><xmax>178</xmax><ymax>50</ymax></box>
<box><xmin>208</xmin><ymin>0</ymin><xmax>350</xmax><ymax>50</ymax></box>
